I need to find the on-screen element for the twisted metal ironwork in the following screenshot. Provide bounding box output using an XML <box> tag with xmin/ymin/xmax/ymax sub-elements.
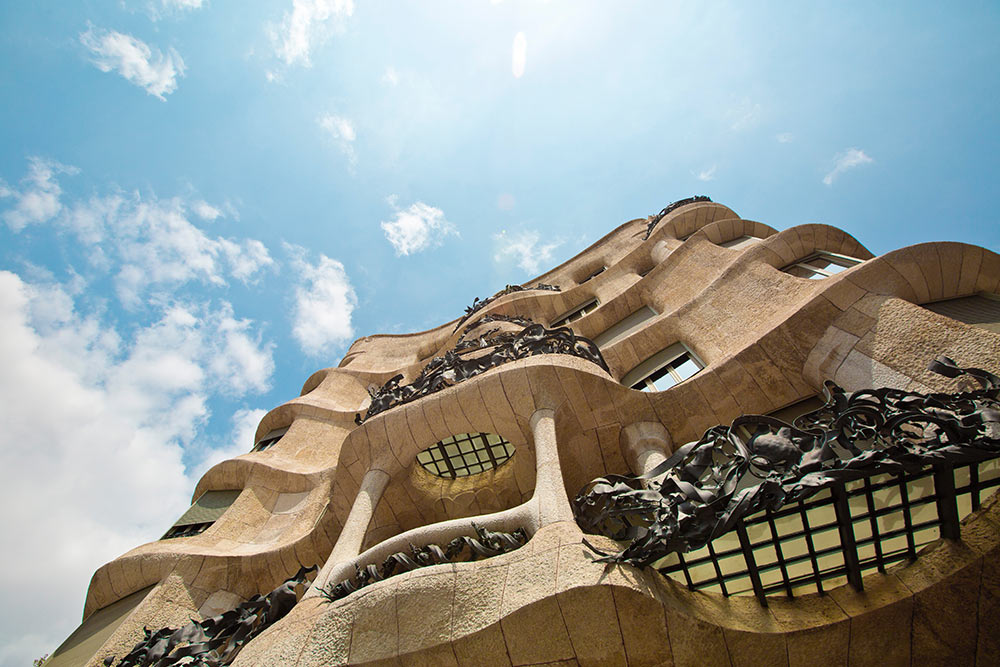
<box><xmin>102</xmin><ymin>565</ymin><xmax>317</xmax><ymax>667</ymax></box>
<box><xmin>356</xmin><ymin>323</ymin><xmax>609</xmax><ymax>424</ymax></box>
<box><xmin>320</xmin><ymin>525</ymin><xmax>528</xmax><ymax>602</ymax></box>
<box><xmin>573</xmin><ymin>356</ymin><xmax>1000</xmax><ymax>569</ymax></box>
<box><xmin>643</xmin><ymin>195</ymin><xmax>713</xmax><ymax>240</ymax></box>
<box><xmin>453</xmin><ymin>283</ymin><xmax>560</xmax><ymax>332</ymax></box>
<box><xmin>460</xmin><ymin>313</ymin><xmax>536</xmax><ymax>337</ymax></box>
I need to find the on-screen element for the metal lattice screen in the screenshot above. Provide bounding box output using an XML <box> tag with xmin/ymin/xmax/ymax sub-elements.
<box><xmin>416</xmin><ymin>432</ymin><xmax>515</xmax><ymax>478</ymax></box>
<box><xmin>657</xmin><ymin>458</ymin><xmax>1000</xmax><ymax>604</ymax></box>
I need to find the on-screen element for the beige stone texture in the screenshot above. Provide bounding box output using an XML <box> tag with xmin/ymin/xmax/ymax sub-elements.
<box><xmin>60</xmin><ymin>200</ymin><xmax>1000</xmax><ymax>665</ymax></box>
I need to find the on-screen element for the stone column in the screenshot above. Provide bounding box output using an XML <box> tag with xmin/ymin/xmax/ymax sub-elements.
<box><xmin>307</xmin><ymin>467</ymin><xmax>390</xmax><ymax>595</ymax></box>
<box><xmin>530</xmin><ymin>408</ymin><xmax>575</xmax><ymax>526</ymax></box>
<box><xmin>621</xmin><ymin>421</ymin><xmax>671</xmax><ymax>477</ymax></box>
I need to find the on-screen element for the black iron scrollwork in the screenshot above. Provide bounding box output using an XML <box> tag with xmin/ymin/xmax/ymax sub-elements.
<box><xmin>103</xmin><ymin>565</ymin><xmax>317</xmax><ymax>667</ymax></box>
<box><xmin>453</xmin><ymin>283</ymin><xmax>560</xmax><ymax>332</ymax></box>
<box><xmin>356</xmin><ymin>323</ymin><xmax>609</xmax><ymax>424</ymax></box>
<box><xmin>643</xmin><ymin>195</ymin><xmax>713</xmax><ymax>240</ymax></box>
<box><xmin>461</xmin><ymin>313</ymin><xmax>536</xmax><ymax>337</ymax></box>
<box><xmin>321</xmin><ymin>525</ymin><xmax>527</xmax><ymax>602</ymax></box>
<box><xmin>573</xmin><ymin>356</ymin><xmax>1000</xmax><ymax>568</ymax></box>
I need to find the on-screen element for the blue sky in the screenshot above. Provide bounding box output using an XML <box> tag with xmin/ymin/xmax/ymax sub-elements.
<box><xmin>1</xmin><ymin>1</ymin><xmax>998</xmax><ymax>663</ymax></box>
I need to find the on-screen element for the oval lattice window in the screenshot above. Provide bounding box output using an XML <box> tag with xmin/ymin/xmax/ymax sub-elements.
<box><xmin>416</xmin><ymin>432</ymin><xmax>514</xmax><ymax>478</ymax></box>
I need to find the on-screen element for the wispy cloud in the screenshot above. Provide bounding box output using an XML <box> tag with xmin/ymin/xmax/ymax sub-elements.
<box><xmin>494</xmin><ymin>229</ymin><xmax>562</xmax><ymax>275</ymax></box>
<box><xmin>382</xmin><ymin>66</ymin><xmax>400</xmax><ymax>86</ymax></box>
<box><xmin>776</xmin><ymin>132</ymin><xmax>794</xmax><ymax>143</ymax></box>
<box><xmin>696</xmin><ymin>165</ymin><xmax>717</xmax><ymax>182</ymax></box>
<box><xmin>1</xmin><ymin>159</ymin><xmax>275</xmax><ymax>307</ymax></box>
<box><xmin>823</xmin><ymin>148</ymin><xmax>874</xmax><ymax>186</ymax></box>
<box><xmin>317</xmin><ymin>112</ymin><xmax>357</xmax><ymax>165</ymax></box>
<box><xmin>80</xmin><ymin>26</ymin><xmax>185</xmax><ymax>100</ymax></box>
<box><xmin>0</xmin><ymin>157</ymin><xmax>77</xmax><ymax>231</ymax></box>
<box><xmin>286</xmin><ymin>245</ymin><xmax>357</xmax><ymax>357</ymax></box>
<box><xmin>147</xmin><ymin>0</ymin><xmax>205</xmax><ymax>20</ymax></box>
<box><xmin>728</xmin><ymin>97</ymin><xmax>761</xmax><ymax>131</ymax></box>
<box><xmin>512</xmin><ymin>32</ymin><xmax>527</xmax><ymax>78</ymax></box>
<box><xmin>380</xmin><ymin>198</ymin><xmax>457</xmax><ymax>256</ymax></box>
<box><xmin>269</xmin><ymin>0</ymin><xmax>354</xmax><ymax>67</ymax></box>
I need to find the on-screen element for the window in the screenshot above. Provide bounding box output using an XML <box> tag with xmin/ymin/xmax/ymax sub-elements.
<box><xmin>592</xmin><ymin>306</ymin><xmax>657</xmax><ymax>348</ymax></box>
<box><xmin>622</xmin><ymin>343</ymin><xmax>704</xmax><ymax>392</ymax></box>
<box><xmin>782</xmin><ymin>252</ymin><xmax>862</xmax><ymax>279</ymax></box>
<box><xmin>416</xmin><ymin>432</ymin><xmax>514</xmax><ymax>478</ymax></box>
<box><xmin>45</xmin><ymin>586</ymin><xmax>154</xmax><ymax>667</ymax></box>
<box><xmin>922</xmin><ymin>293</ymin><xmax>1000</xmax><ymax>334</ymax></box>
<box><xmin>162</xmin><ymin>489</ymin><xmax>241</xmax><ymax>539</ymax></box>
<box><xmin>252</xmin><ymin>426</ymin><xmax>288</xmax><ymax>452</ymax></box>
<box><xmin>580</xmin><ymin>266</ymin><xmax>606</xmax><ymax>283</ymax></box>
<box><xmin>735</xmin><ymin>395</ymin><xmax>826</xmax><ymax>441</ymax></box>
<box><xmin>551</xmin><ymin>298</ymin><xmax>599</xmax><ymax>328</ymax></box>
<box><xmin>718</xmin><ymin>235</ymin><xmax>759</xmax><ymax>249</ymax></box>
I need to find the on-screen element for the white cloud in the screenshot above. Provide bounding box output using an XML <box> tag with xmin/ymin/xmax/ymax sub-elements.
<box><xmin>2</xmin><ymin>160</ymin><xmax>275</xmax><ymax>307</ymax></box>
<box><xmin>697</xmin><ymin>165</ymin><xmax>717</xmax><ymax>182</ymax></box>
<box><xmin>270</xmin><ymin>0</ymin><xmax>354</xmax><ymax>67</ymax></box>
<box><xmin>1</xmin><ymin>157</ymin><xmax>77</xmax><ymax>231</ymax></box>
<box><xmin>776</xmin><ymin>132</ymin><xmax>794</xmax><ymax>143</ymax></box>
<box><xmin>512</xmin><ymin>32</ymin><xmax>527</xmax><ymax>78</ymax></box>
<box><xmin>193</xmin><ymin>199</ymin><xmax>223</xmax><ymax>220</ymax></box>
<box><xmin>382</xmin><ymin>66</ymin><xmax>399</xmax><ymax>86</ymax></box>
<box><xmin>823</xmin><ymin>148</ymin><xmax>874</xmax><ymax>186</ymax></box>
<box><xmin>0</xmin><ymin>271</ymin><xmax>273</xmax><ymax>665</ymax></box>
<box><xmin>287</xmin><ymin>245</ymin><xmax>357</xmax><ymax>357</ymax></box>
<box><xmin>317</xmin><ymin>112</ymin><xmax>357</xmax><ymax>165</ymax></box>
<box><xmin>380</xmin><ymin>199</ymin><xmax>456</xmax><ymax>256</ymax></box>
<box><xmin>728</xmin><ymin>97</ymin><xmax>761</xmax><ymax>131</ymax></box>
<box><xmin>493</xmin><ymin>229</ymin><xmax>563</xmax><ymax>275</ymax></box>
<box><xmin>80</xmin><ymin>26</ymin><xmax>185</xmax><ymax>100</ymax></box>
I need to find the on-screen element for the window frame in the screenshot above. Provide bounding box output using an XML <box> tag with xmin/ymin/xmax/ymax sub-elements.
<box><xmin>592</xmin><ymin>305</ymin><xmax>658</xmax><ymax>348</ymax></box>
<box><xmin>551</xmin><ymin>298</ymin><xmax>599</xmax><ymax>328</ymax></box>
<box><xmin>252</xmin><ymin>426</ymin><xmax>289</xmax><ymax>452</ymax></box>
<box><xmin>622</xmin><ymin>343</ymin><xmax>704</xmax><ymax>392</ymax></box>
<box><xmin>781</xmin><ymin>251</ymin><xmax>862</xmax><ymax>279</ymax></box>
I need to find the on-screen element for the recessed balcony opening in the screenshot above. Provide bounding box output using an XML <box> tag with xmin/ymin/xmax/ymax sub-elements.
<box><xmin>416</xmin><ymin>432</ymin><xmax>515</xmax><ymax>479</ymax></box>
<box><xmin>782</xmin><ymin>251</ymin><xmax>863</xmax><ymax>279</ymax></box>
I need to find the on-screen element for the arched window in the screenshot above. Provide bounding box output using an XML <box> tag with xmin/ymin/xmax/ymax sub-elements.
<box><xmin>622</xmin><ymin>343</ymin><xmax>704</xmax><ymax>391</ymax></box>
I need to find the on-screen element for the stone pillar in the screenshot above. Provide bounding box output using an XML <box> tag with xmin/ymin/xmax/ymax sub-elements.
<box><xmin>621</xmin><ymin>421</ymin><xmax>671</xmax><ymax>476</ymax></box>
<box><xmin>530</xmin><ymin>408</ymin><xmax>575</xmax><ymax>526</ymax></box>
<box><xmin>308</xmin><ymin>468</ymin><xmax>390</xmax><ymax>595</ymax></box>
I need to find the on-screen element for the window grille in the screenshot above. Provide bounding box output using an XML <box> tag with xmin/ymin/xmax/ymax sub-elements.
<box><xmin>658</xmin><ymin>458</ymin><xmax>1000</xmax><ymax>604</ymax></box>
<box><xmin>416</xmin><ymin>432</ymin><xmax>515</xmax><ymax>478</ymax></box>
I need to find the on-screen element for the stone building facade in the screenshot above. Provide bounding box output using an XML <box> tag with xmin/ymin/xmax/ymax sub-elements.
<box><xmin>49</xmin><ymin>200</ymin><xmax>1000</xmax><ymax>666</ymax></box>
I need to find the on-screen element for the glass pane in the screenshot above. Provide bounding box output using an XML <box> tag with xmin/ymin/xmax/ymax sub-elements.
<box><xmin>671</xmin><ymin>355</ymin><xmax>701</xmax><ymax>381</ymax></box>
<box><xmin>649</xmin><ymin>369</ymin><xmax>679</xmax><ymax>392</ymax></box>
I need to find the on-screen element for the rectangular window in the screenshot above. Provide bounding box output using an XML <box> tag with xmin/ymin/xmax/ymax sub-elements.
<box><xmin>921</xmin><ymin>293</ymin><xmax>1000</xmax><ymax>334</ymax></box>
<box><xmin>592</xmin><ymin>306</ymin><xmax>658</xmax><ymax>348</ymax></box>
<box><xmin>252</xmin><ymin>426</ymin><xmax>289</xmax><ymax>452</ymax></box>
<box><xmin>719</xmin><ymin>235</ymin><xmax>759</xmax><ymax>250</ymax></box>
<box><xmin>552</xmin><ymin>298</ymin><xmax>599</xmax><ymax>328</ymax></box>
<box><xmin>580</xmin><ymin>266</ymin><xmax>606</xmax><ymax>283</ymax></box>
<box><xmin>782</xmin><ymin>252</ymin><xmax>862</xmax><ymax>279</ymax></box>
<box><xmin>623</xmin><ymin>343</ymin><xmax>704</xmax><ymax>392</ymax></box>
<box><xmin>162</xmin><ymin>489</ymin><xmax>241</xmax><ymax>539</ymax></box>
